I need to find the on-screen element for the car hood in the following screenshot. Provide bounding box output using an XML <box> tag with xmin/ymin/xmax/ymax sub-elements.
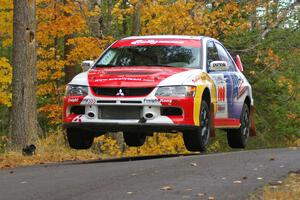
<box><xmin>86</xmin><ymin>66</ymin><xmax>192</xmax><ymax>87</ymax></box>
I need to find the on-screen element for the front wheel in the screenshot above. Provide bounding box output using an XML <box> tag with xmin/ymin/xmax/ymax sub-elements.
<box><xmin>183</xmin><ymin>100</ymin><xmax>210</xmax><ymax>152</ymax></box>
<box><xmin>66</xmin><ymin>128</ymin><xmax>94</xmax><ymax>149</ymax></box>
<box><xmin>227</xmin><ymin>104</ymin><xmax>250</xmax><ymax>148</ymax></box>
<box><xmin>123</xmin><ymin>132</ymin><xmax>146</xmax><ymax>147</ymax></box>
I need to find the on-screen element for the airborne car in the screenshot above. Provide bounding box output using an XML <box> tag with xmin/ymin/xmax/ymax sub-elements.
<box><xmin>63</xmin><ymin>35</ymin><xmax>255</xmax><ymax>152</ymax></box>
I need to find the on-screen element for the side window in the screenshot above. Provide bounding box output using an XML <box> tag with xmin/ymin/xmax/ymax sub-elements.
<box><xmin>206</xmin><ymin>41</ymin><xmax>219</xmax><ymax>68</ymax></box>
<box><xmin>215</xmin><ymin>43</ymin><xmax>236</xmax><ymax>71</ymax></box>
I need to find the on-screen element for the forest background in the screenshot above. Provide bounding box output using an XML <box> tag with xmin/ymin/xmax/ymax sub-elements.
<box><xmin>0</xmin><ymin>0</ymin><xmax>299</xmax><ymax>167</ymax></box>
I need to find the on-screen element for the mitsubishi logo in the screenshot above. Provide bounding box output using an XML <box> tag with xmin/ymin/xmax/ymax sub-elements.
<box><xmin>116</xmin><ymin>89</ymin><xmax>125</xmax><ymax>96</ymax></box>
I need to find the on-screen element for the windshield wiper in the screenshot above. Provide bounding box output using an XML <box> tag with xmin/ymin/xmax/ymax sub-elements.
<box><xmin>144</xmin><ymin>64</ymin><xmax>181</xmax><ymax>68</ymax></box>
<box><xmin>95</xmin><ymin>64</ymin><xmax>118</xmax><ymax>67</ymax></box>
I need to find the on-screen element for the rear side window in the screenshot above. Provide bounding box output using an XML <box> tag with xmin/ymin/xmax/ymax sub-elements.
<box><xmin>215</xmin><ymin>43</ymin><xmax>236</xmax><ymax>71</ymax></box>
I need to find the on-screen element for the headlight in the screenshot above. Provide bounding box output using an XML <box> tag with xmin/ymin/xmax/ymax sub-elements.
<box><xmin>155</xmin><ymin>86</ymin><xmax>196</xmax><ymax>97</ymax></box>
<box><xmin>65</xmin><ymin>85</ymin><xmax>88</xmax><ymax>96</ymax></box>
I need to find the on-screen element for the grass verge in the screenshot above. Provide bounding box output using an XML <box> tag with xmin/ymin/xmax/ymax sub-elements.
<box><xmin>249</xmin><ymin>171</ymin><xmax>300</xmax><ymax>200</ymax></box>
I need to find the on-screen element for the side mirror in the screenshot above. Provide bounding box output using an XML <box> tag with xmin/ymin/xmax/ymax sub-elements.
<box><xmin>235</xmin><ymin>55</ymin><xmax>244</xmax><ymax>72</ymax></box>
<box><xmin>81</xmin><ymin>60</ymin><xmax>94</xmax><ymax>72</ymax></box>
<box><xmin>209</xmin><ymin>61</ymin><xmax>229</xmax><ymax>71</ymax></box>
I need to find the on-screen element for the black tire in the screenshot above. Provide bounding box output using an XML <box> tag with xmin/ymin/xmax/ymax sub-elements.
<box><xmin>123</xmin><ymin>132</ymin><xmax>146</xmax><ymax>147</ymax></box>
<box><xmin>227</xmin><ymin>104</ymin><xmax>250</xmax><ymax>148</ymax></box>
<box><xmin>66</xmin><ymin>128</ymin><xmax>94</xmax><ymax>149</ymax></box>
<box><xmin>183</xmin><ymin>100</ymin><xmax>210</xmax><ymax>152</ymax></box>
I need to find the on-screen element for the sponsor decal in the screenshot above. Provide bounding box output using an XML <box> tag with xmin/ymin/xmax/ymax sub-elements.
<box><xmin>82</xmin><ymin>98</ymin><xmax>96</xmax><ymax>105</ymax></box>
<box><xmin>68</xmin><ymin>97</ymin><xmax>80</xmax><ymax>103</ymax></box>
<box><xmin>144</xmin><ymin>98</ymin><xmax>173</xmax><ymax>104</ymax></box>
<box><xmin>144</xmin><ymin>99</ymin><xmax>159</xmax><ymax>103</ymax></box>
<box><xmin>131</xmin><ymin>40</ymin><xmax>184</xmax><ymax>45</ymax></box>
<box><xmin>160</xmin><ymin>99</ymin><xmax>173</xmax><ymax>103</ymax></box>
<box><xmin>72</xmin><ymin>115</ymin><xmax>83</xmax><ymax>122</ymax></box>
<box><xmin>193</xmin><ymin>74</ymin><xmax>206</xmax><ymax>83</ymax></box>
<box><xmin>93</xmin><ymin>77</ymin><xmax>145</xmax><ymax>82</ymax></box>
<box><xmin>217</xmin><ymin>104</ymin><xmax>226</xmax><ymax>112</ymax></box>
<box><xmin>217</xmin><ymin>86</ymin><xmax>225</xmax><ymax>102</ymax></box>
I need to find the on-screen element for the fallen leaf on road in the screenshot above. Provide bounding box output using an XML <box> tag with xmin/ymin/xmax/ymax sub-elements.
<box><xmin>269</xmin><ymin>157</ymin><xmax>275</xmax><ymax>161</ymax></box>
<box><xmin>127</xmin><ymin>192</ymin><xmax>133</xmax><ymax>195</ymax></box>
<box><xmin>233</xmin><ymin>180</ymin><xmax>242</xmax><ymax>184</ymax></box>
<box><xmin>242</xmin><ymin>176</ymin><xmax>248</xmax><ymax>180</ymax></box>
<box><xmin>257</xmin><ymin>177</ymin><xmax>263</xmax><ymax>180</ymax></box>
<box><xmin>190</xmin><ymin>162</ymin><xmax>197</xmax><ymax>166</ymax></box>
<box><xmin>185</xmin><ymin>188</ymin><xmax>193</xmax><ymax>191</ymax></box>
<box><xmin>160</xmin><ymin>186</ymin><xmax>173</xmax><ymax>191</ymax></box>
<box><xmin>131</xmin><ymin>173</ymin><xmax>137</xmax><ymax>176</ymax></box>
<box><xmin>280</xmin><ymin>165</ymin><xmax>285</xmax><ymax>168</ymax></box>
<box><xmin>221</xmin><ymin>177</ymin><xmax>227</xmax><ymax>180</ymax></box>
<box><xmin>197</xmin><ymin>193</ymin><xmax>205</xmax><ymax>197</ymax></box>
<box><xmin>208</xmin><ymin>196</ymin><xmax>215</xmax><ymax>200</ymax></box>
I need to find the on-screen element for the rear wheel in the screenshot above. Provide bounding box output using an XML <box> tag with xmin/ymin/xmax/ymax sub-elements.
<box><xmin>227</xmin><ymin>103</ymin><xmax>250</xmax><ymax>148</ymax></box>
<box><xmin>66</xmin><ymin>128</ymin><xmax>94</xmax><ymax>149</ymax></box>
<box><xmin>183</xmin><ymin>100</ymin><xmax>210</xmax><ymax>152</ymax></box>
<box><xmin>123</xmin><ymin>132</ymin><xmax>146</xmax><ymax>147</ymax></box>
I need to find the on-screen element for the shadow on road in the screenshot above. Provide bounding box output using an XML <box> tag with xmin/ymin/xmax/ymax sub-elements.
<box><xmin>66</xmin><ymin>153</ymin><xmax>202</xmax><ymax>166</ymax></box>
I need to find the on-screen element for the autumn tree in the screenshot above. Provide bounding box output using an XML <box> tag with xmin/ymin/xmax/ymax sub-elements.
<box><xmin>11</xmin><ymin>0</ymin><xmax>38</xmax><ymax>148</ymax></box>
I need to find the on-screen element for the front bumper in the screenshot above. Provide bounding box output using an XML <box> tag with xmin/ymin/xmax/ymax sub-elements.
<box><xmin>63</xmin><ymin>95</ymin><xmax>196</xmax><ymax>126</ymax></box>
<box><xmin>63</xmin><ymin>122</ymin><xmax>197</xmax><ymax>134</ymax></box>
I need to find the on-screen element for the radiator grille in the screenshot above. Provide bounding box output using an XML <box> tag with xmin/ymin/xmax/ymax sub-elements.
<box><xmin>92</xmin><ymin>87</ymin><xmax>154</xmax><ymax>97</ymax></box>
<box><xmin>99</xmin><ymin>106</ymin><xmax>142</xmax><ymax>119</ymax></box>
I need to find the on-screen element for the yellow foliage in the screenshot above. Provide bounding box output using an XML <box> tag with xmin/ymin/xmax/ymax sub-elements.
<box><xmin>0</xmin><ymin>130</ymin><xmax>99</xmax><ymax>169</ymax></box>
<box><xmin>0</xmin><ymin>57</ymin><xmax>12</xmax><ymax>106</ymax></box>
<box><xmin>277</xmin><ymin>76</ymin><xmax>294</xmax><ymax>94</ymax></box>
<box><xmin>0</xmin><ymin>0</ymin><xmax>13</xmax><ymax>47</ymax></box>
<box><xmin>66</xmin><ymin>36</ymin><xmax>114</xmax><ymax>65</ymax></box>
<box><xmin>264</xmin><ymin>49</ymin><xmax>282</xmax><ymax>69</ymax></box>
<box><xmin>124</xmin><ymin>0</ymin><xmax>252</xmax><ymax>38</ymax></box>
<box><xmin>97</xmin><ymin>133</ymin><xmax>189</xmax><ymax>158</ymax></box>
<box><xmin>250</xmin><ymin>173</ymin><xmax>300</xmax><ymax>200</ymax></box>
<box><xmin>35</xmin><ymin>0</ymin><xmax>109</xmax><ymax>122</ymax></box>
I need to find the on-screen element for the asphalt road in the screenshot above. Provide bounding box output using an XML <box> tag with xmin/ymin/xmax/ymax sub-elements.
<box><xmin>0</xmin><ymin>148</ymin><xmax>299</xmax><ymax>200</ymax></box>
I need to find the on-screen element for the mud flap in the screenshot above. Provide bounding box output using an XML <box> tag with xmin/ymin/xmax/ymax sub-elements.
<box><xmin>250</xmin><ymin>105</ymin><xmax>256</xmax><ymax>137</ymax></box>
<box><xmin>210</xmin><ymin>103</ymin><xmax>216</xmax><ymax>137</ymax></box>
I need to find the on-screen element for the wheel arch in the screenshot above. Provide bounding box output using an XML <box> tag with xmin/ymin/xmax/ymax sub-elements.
<box><xmin>244</xmin><ymin>96</ymin><xmax>251</xmax><ymax>110</ymax></box>
<box><xmin>201</xmin><ymin>87</ymin><xmax>216</xmax><ymax>137</ymax></box>
<box><xmin>202</xmin><ymin>87</ymin><xmax>211</xmax><ymax>107</ymax></box>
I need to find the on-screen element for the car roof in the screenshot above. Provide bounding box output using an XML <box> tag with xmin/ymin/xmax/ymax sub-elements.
<box><xmin>122</xmin><ymin>35</ymin><xmax>206</xmax><ymax>41</ymax></box>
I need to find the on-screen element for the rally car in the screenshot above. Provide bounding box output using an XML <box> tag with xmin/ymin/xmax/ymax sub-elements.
<box><xmin>63</xmin><ymin>35</ymin><xmax>256</xmax><ymax>152</ymax></box>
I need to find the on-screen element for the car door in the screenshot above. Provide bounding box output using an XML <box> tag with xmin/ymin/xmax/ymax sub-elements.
<box><xmin>214</xmin><ymin>42</ymin><xmax>242</xmax><ymax>119</ymax></box>
<box><xmin>206</xmin><ymin>41</ymin><xmax>231</xmax><ymax>119</ymax></box>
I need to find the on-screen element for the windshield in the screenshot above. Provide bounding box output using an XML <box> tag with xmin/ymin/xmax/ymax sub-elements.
<box><xmin>95</xmin><ymin>46</ymin><xmax>201</xmax><ymax>69</ymax></box>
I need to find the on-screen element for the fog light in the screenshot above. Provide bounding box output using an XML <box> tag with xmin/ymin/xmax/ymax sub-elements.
<box><xmin>87</xmin><ymin>112</ymin><xmax>95</xmax><ymax>118</ymax></box>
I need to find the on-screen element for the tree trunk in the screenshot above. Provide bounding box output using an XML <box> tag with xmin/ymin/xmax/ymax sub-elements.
<box><xmin>122</xmin><ymin>0</ymin><xmax>128</xmax><ymax>35</ymax></box>
<box><xmin>107</xmin><ymin>0</ymin><xmax>113</xmax><ymax>34</ymax></box>
<box><xmin>64</xmin><ymin>35</ymin><xmax>77</xmax><ymax>84</ymax></box>
<box><xmin>63</xmin><ymin>0</ymin><xmax>77</xmax><ymax>84</ymax></box>
<box><xmin>11</xmin><ymin>0</ymin><xmax>38</xmax><ymax>149</ymax></box>
<box><xmin>131</xmin><ymin>0</ymin><xmax>142</xmax><ymax>35</ymax></box>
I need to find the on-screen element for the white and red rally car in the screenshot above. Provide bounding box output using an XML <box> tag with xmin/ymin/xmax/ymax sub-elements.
<box><xmin>63</xmin><ymin>35</ymin><xmax>256</xmax><ymax>152</ymax></box>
